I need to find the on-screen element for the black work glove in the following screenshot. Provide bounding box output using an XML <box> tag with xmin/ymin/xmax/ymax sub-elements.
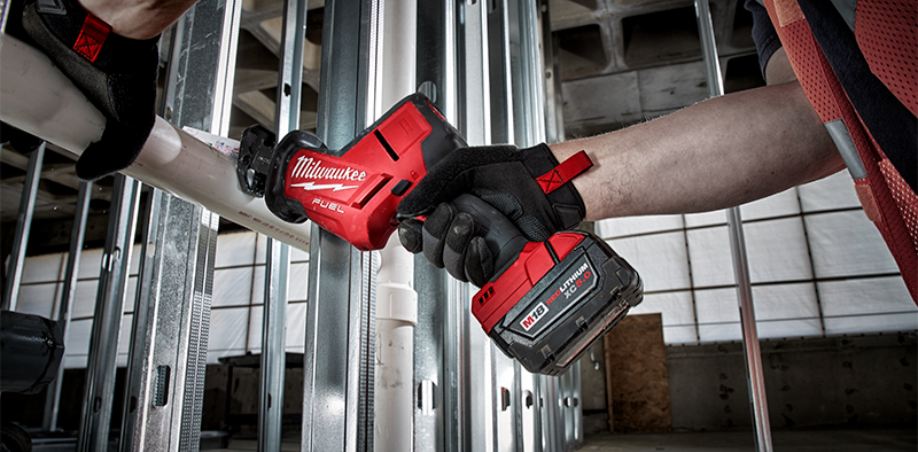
<box><xmin>397</xmin><ymin>143</ymin><xmax>591</xmax><ymax>286</ymax></box>
<box><xmin>13</xmin><ymin>0</ymin><xmax>159</xmax><ymax>181</ymax></box>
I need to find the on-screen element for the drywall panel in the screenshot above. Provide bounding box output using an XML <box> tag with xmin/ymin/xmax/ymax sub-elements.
<box><xmin>16</xmin><ymin>282</ymin><xmax>58</xmax><ymax>318</ymax></box>
<box><xmin>824</xmin><ymin>313</ymin><xmax>918</xmax><ymax>335</ymax></box>
<box><xmin>744</xmin><ymin>218</ymin><xmax>812</xmax><ymax>283</ymax></box>
<box><xmin>684</xmin><ymin>210</ymin><xmax>726</xmax><ymax>228</ymax></box>
<box><xmin>755</xmin><ymin>318</ymin><xmax>822</xmax><ymax>339</ymax></box>
<box><xmin>695</xmin><ymin>287</ymin><xmax>740</xmax><ymax>324</ymax></box>
<box><xmin>630</xmin><ymin>291</ymin><xmax>695</xmax><ymax>327</ymax></box>
<box><xmin>697</xmin><ymin>322</ymin><xmax>742</xmax><ymax>343</ymax></box>
<box><xmin>212</xmin><ymin>267</ymin><xmax>255</xmax><ymax>307</ymax></box>
<box><xmin>62</xmin><ymin>318</ymin><xmax>92</xmax><ymax>368</ymax></box>
<box><xmin>76</xmin><ymin>249</ymin><xmax>104</xmax><ymax>280</ymax></box>
<box><xmin>208</xmin><ymin>307</ymin><xmax>250</xmax><ymax>362</ymax></box>
<box><xmin>72</xmin><ymin>280</ymin><xmax>100</xmax><ymax>319</ymax></box>
<box><xmin>798</xmin><ymin>171</ymin><xmax>860</xmax><ymax>212</ymax></box>
<box><xmin>819</xmin><ymin>276</ymin><xmax>914</xmax><ymax>317</ymax></box>
<box><xmin>286</xmin><ymin>301</ymin><xmax>308</xmax><ymax>351</ymax></box>
<box><xmin>288</xmin><ymin>262</ymin><xmax>309</xmax><ymax>302</ymax></box>
<box><xmin>596</xmin><ymin>214</ymin><xmax>683</xmax><ymax>239</ymax></box>
<box><xmin>806</xmin><ymin>211</ymin><xmax>898</xmax><ymax>277</ymax></box>
<box><xmin>608</xmin><ymin>232</ymin><xmax>691</xmax><ymax>292</ymax></box>
<box><xmin>663</xmin><ymin>325</ymin><xmax>699</xmax><ymax>345</ymax></box>
<box><xmin>740</xmin><ymin>188</ymin><xmax>800</xmax><ymax>221</ymax></box>
<box><xmin>20</xmin><ymin>253</ymin><xmax>63</xmax><ymax>284</ymax></box>
<box><xmin>686</xmin><ymin>226</ymin><xmax>734</xmax><ymax>288</ymax></box>
<box><xmin>215</xmin><ymin>231</ymin><xmax>258</xmax><ymax>268</ymax></box>
<box><xmin>748</xmin><ymin>282</ymin><xmax>819</xmax><ymax>322</ymax></box>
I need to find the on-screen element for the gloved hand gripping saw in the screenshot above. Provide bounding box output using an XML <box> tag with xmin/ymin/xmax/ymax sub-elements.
<box><xmin>242</xmin><ymin>93</ymin><xmax>644</xmax><ymax>375</ymax></box>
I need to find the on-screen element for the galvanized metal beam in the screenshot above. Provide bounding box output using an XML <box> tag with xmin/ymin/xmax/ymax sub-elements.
<box><xmin>414</xmin><ymin>2</ymin><xmax>462</xmax><ymax>450</ymax></box>
<box><xmin>488</xmin><ymin>1</ymin><xmax>524</xmax><ymax>449</ymax></box>
<box><xmin>301</xmin><ymin>1</ymin><xmax>375</xmax><ymax>450</ymax></box>
<box><xmin>120</xmin><ymin>1</ymin><xmax>240</xmax><ymax>449</ymax></box>
<box><xmin>120</xmin><ymin>187</ymin><xmax>162</xmax><ymax>452</ymax></box>
<box><xmin>2</xmin><ymin>144</ymin><xmax>44</xmax><ymax>312</ymax></box>
<box><xmin>258</xmin><ymin>2</ymin><xmax>306</xmax><ymax>449</ymax></box>
<box><xmin>695</xmin><ymin>1</ymin><xmax>773</xmax><ymax>451</ymax></box>
<box><xmin>42</xmin><ymin>180</ymin><xmax>92</xmax><ymax>432</ymax></box>
<box><xmin>77</xmin><ymin>174</ymin><xmax>141</xmax><ymax>452</ymax></box>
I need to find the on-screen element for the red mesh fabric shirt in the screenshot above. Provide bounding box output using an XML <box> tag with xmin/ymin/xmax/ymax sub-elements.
<box><xmin>747</xmin><ymin>0</ymin><xmax>917</xmax><ymax>301</ymax></box>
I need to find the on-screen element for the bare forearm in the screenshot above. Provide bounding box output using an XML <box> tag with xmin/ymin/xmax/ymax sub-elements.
<box><xmin>79</xmin><ymin>0</ymin><xmax>197</xmax><ymax>39</ymax></box>
<box><xmin>551</xmin><ymin>80</ymin><xmax>845</xmax><ymax>221</ymax></box>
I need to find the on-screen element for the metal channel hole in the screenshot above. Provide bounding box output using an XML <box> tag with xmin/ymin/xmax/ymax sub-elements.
<box><xmin>500</xmin><ymin>387</ymin><xmax>511</xmax><ymax>411</ymax></box>
<box><xmin>153</xmin><ymin>365</ymin><xmax>171</xmax><ymax>407</ymax></box>
<box><xmin>418</xmin><ymin>81</ymin><xmax>437</xmax><ymax>103</ymax></box>
<box><xmin>417</xmin><ymin>381</ymin><xmax>438</xmax><ymax>414</ymax></box>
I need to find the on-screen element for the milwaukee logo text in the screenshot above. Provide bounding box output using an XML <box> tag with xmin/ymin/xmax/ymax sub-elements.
<box><xmin>520</xmin><ymin>302</ymin><xmax>549</xmax><ymax>332</ymax></box>
<box><xmin>290</xmin><ymin>156</ymin><xmax>367</xmax><ymax>182</ymax></box>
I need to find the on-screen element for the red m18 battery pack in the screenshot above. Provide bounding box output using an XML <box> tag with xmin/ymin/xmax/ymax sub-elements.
<box><xmin>472</xmin><ymin>230</ymin><xmax>643</xmax><ymax>375</ymax></box>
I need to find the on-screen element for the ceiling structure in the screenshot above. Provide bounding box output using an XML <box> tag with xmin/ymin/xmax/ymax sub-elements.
<box><xmin>0</xmin><ymin>0</ymin><xmax>762</xmax><ymax>257</ymax></box>
<box><xmin>553</xmin><ymin>0</ymin><xmax>761</xmax><ymax>137</ymax></box>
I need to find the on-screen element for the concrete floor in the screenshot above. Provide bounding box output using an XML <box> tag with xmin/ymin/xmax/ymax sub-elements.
<box><xmin>205</xmin><ymin>427</ymin><xmax>917</xmax><ymax>451</ymax></box>
<box><xmin>210</xmin><ymin>438</ymin><xmax>300</xmax><ymax>451</ymax></box>
<box><xmin>577</xmin><ymin>428</ymin><xmax>917</xmax><ymax>452</ymax></box>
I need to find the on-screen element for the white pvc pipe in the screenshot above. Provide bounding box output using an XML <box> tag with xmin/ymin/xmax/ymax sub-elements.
<box><xmin>0</xmin><ymin>34</ymin><xmax>312</xmax><ymax>251</ymax></box>
<box><xmin>0</xmin><ymin>35</ymin><xmax>105</xmax><ymax>152</ymax></box>
<box><xmin>372</xmin><ymin>1</ymin><xmax>418</xmax><ymax>451</ymax></box>
<box><xmin>375</xmin><ymin>234</ymin><xmax>419</xmax><ymax>451</ymax></box>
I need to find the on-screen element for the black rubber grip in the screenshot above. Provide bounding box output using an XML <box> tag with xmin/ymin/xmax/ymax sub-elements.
<box><xmin>452</xmin><ymin>194</ymin><xmax>528</xmax><ymax>278</ymax></box>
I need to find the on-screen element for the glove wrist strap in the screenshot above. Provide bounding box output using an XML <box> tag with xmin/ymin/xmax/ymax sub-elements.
<box><xmin>521</xmin><ymin>144</ymin><xmax>591</xmax><ymax>230</ymax></box>
<box><xmin>535</xmin><ymin>150</ymin><xmax>592</xmax><ymax>194</ymax></box>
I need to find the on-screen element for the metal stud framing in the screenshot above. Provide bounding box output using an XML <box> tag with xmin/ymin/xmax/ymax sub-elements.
<box><xmin>414</xmin><ymin>2</ymin><xmax>462</xmax><ymax>451</ymax></box>
<box><xmin>0</xmin><ymin>0</ymin><xmax>588</xmax><ymax>448</ymax></box>
<box><xmin>257</xmin><ymin>0</ymin><xmax>306</xmax><ymax>450</ymax></box>
<box><xmin>2</xmin><ymin>143</ymin><xmax>44</xmax><ymax>312</ymax></box>
<box><xmin>301</xmin><ymin>1</ymin><xmax>376</xmax><ymax>450</ymax></box>
<box><xmin>77</xmin><ymin>174</ymin><xmax>142</xmax><ymax>452</ymax></box>
<box><xmin>42</xmin><ymin>180</ymin><xmax>93</xmax><ymax>432</ymax></box>
<box><xmin>120</xmin><ymin>0</ymin><xmax>239</xmax><ymax>449</ymax></box>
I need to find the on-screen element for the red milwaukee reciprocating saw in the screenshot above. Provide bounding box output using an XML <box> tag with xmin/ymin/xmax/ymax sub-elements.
<box><xmin>237</xmin><ymin>93</ymin><xmax>643</xmax><ymax>375</ymax></box>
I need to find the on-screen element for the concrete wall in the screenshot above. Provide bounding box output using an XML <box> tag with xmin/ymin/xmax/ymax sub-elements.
<box><xmin>583</xmin><ymin>333</ymin><xmax>917</xmax><ymax>434</ymax></box>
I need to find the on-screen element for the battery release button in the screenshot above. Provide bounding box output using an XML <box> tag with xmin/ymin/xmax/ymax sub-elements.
<box><xmin>548</xmin><ymin>233</ymin><xmax>586</xmax><ymax>260</ymax></box>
